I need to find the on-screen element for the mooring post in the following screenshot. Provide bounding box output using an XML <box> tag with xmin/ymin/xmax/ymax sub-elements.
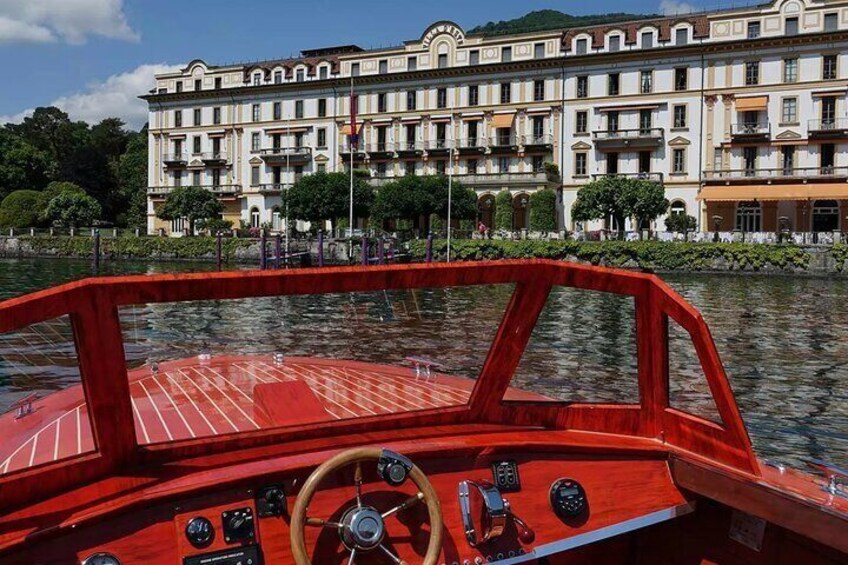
<box><xmin>388</xmin><ymin>241</ymin><xmax>395</xmax><ymax>263</ymax></box>
<box><xmin>317</xmin><ymin>230</ymin><xmax>324</xmax><ymax>267</ymax></box>
<box><xmin>377</xmin><ymin>236</ymin><xmax>385</xmax><ymax>265</ymax></box>
<box><xmin>425</xmin><ymin>232</ymin><xmax>433</xmax><ymax>263</ymax></box>
<box><xmin>216</xmin><ymin>232</ymin><xmax>223</xmax><ymax>270</ymax></box>
<box><xmin>259</xmin><ymin>229</ymin><xmax>267</xmax><ymax>270</ymax></box>
<box><xmin>92</xmin><ymin>229</ymin><xmax>101</xmax><ymax>271</ymax></box>
<box><xmin>361</xmin><ymin>236</ymin><xmax>369</xmax><ymax>266</ymax></box>
<box><xmin>275</xmin><ymin>233</ymin><xmax>282</xmax><ymax>269</ymax></box>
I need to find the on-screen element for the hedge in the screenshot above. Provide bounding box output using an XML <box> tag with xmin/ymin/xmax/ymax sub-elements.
<box><xmin>14</xmin><ymin>235</ymin><xmax>256</xmax><ymax>260</ymax></box>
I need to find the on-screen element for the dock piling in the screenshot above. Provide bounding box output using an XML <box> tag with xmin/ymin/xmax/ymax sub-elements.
<box><xmin>259</xmin><ymin>230</ymin><xmax>267</xmax><ymax>270</ymax></box>
<box><xmin>317</xmin><ymin>230</ymin><xmax>324</xmax><ymax>267</ymax></box>
<box><xmin>426</xmin><ymin>232</ymin><xmax>433</xmax><ymax>263</ymax></box>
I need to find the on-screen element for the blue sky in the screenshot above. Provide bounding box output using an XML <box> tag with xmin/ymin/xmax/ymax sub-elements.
<box><xmin>0</xmin><ymin>0</ymin><xmax>703</xmax><ymax>129</ymax></box>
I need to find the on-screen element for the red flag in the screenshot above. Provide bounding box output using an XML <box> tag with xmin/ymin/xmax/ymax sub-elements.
<box><xmin>349</xmin><ymin>79</ymin><xmax>358</xmax><ymax>150</ymax></box>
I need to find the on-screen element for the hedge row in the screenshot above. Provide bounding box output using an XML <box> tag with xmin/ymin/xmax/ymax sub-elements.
<box><xmin>410</xmin><ymin>239</ymin><xmax>818</xmax><ymax>271</ymax></box>
<box><xmin>8</xmin><ymin>236</ymin><xmax>257</xmax><ymax>260</ymax></box>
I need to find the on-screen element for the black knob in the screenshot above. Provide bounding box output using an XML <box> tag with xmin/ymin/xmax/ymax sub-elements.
<box><xmin>185</xmin><ymin>516</ymin><xmax>214</xmax><ymax>548</ymax></box>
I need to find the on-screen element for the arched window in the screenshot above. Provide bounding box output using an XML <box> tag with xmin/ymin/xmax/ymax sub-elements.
<box><xmin>250</xmin><ymin>207</ymin><xmax>260</xmax><ymax>228</ymax></box>
<box><xmin>669</xmin><ymin>201</ymin><xmax>686</xmax><ymax>216</ymax></box>
<box><xmin>736</xmin><ymin>201</ymin><xmax>761</xmax><ymax>232</ymax></box>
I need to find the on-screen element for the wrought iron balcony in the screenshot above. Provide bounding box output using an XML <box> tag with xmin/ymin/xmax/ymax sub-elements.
<box><xmin>591</xmin><ymin>172</ymin><xmax>664</xmax><ymax>183</ymax></box>
<box><xmin>257</xmin><ymin>147</ymin><xmax>312</xmax><ymax>164</ymax></box>
<box><xmin>703</xmin><ymin>166</ymin><xmax>848</xmax><ymax>183</ymax></box>
<box><xmin>368</xmin><ymin>142</ymin><xmax>395</xmax><ymax>158</ymax></box>
<box><xmin>488</xmin><ymin>135</ymin><xmax>520</xmax><ymax>153</ymax></box>
<box><xmin>200</xmin><ymin>151</ymin><xmax>229</xmax><ymax>165</ymax></box>
<box><xmin>425</xmin><ymin>139</ymin><xmax>450</xmax><ymax>154</ymax></box>
<box><xmin>592</xmin><ymin>128</ymin><xmax>664</xmax><ymax>151</ymax></box>
<box><xmin>730</xmin><ymin>122</ymin><xmax>770</xmax><ymax>141</ymax></box>
<box><xmin>521</xmin><ymin>134</ymin><xmax>554</xmax><ymax>149</ymax></box>
<box><xmin>454</xmin><ymin>172</ymin><xmax>550</xmax><ymax>185</ymax></box>
<box><xmin>255</xmin><ymin>183</ymin><xmax>293</xmax><ymax>194</ymax></box>
<box><xmin>162</xmin><ymin>153</ymin><xmax>188</xmax><ymax>167</ymax></box>
<box><xmin>457</xmin><ymin>137</ymin><xmax>487</xmax><ymax>154</ymax></box>
<box><xmin>395</xmin><ymin>140</ymin><xmax>424</xmax><ymax>155</ymax></box>
<box><xmin>147</xmin><ymin>184</ymin><xmax>242</xmax><ymax>196</ymax></box>
<box><xmin>808</xmin><ymin>118</ymin><xmax>848</xmax><ymax>139</ymax></box>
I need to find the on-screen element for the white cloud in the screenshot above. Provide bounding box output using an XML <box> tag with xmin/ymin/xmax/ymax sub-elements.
<box><xmin>659</xmin><ymin>0</ymin><xmax>697</xmax><ymax>15</ymax></box>
<box><xmin>0</xmin><ymin>0</ymin><xmax>139</xmax><ymax>44</ymax></box>
<box><xmin>1</xmin><ymin>63</ymin><xmax>183</xmax><ymax>130</ymax></box>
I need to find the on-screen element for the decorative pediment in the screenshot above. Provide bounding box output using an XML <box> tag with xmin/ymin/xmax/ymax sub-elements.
<box><xmin>187</xmin><ymin>159</ymin><xmax>205</xmax><ymax>168</ymax></box>
<box><xmin>249</xmin><ymin>156</ymin><xmax>264</xmax><ymax>165</ymax></box>
<box><xmin>314</xmin><ymin>154</ymin><xmax>329</xmax><ymax>163</ymax></box>
<box><xmin>571</xmin><ymin>141</ymin><xmax>592</xmax><ymax>151</ymax></box>
<box><xmin>667</xmin><ymin>136</ymin><xmax>691</xmax><ymax>146</ymax></box>
<box><xmin>775</xmin><ymin>129</ymin><xmax>802</xmax><ymax>140</ymax></box>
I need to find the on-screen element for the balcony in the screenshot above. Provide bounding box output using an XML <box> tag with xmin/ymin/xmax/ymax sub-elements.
<box><xmin>591</xmin><ymin>172</ymin><xmax>664</xmax><ymax>183</ymax></box>
<box><xmin>367</xmin><ymin>172</ymin><xmax>552</xmax><ymax>188</ymax></box>
<box><xmin>147</xmin><ymin>184</ymin><xmax>242</xmax><ymax>197</ymax></box>
<box><xmin>488</xmin><ymin>135</ymin><xmax>520</xmax><ymax>154</ymax></box>
<box><xmin>521</xmin><ymin>134</ymin><xmax>554</xmax><ymax>151</ymax></box>
<box><xmin>425</xmin><ymin>139</ymin><xmax>450</xmax><ymax>156</ymax></box>
<box><xmin>457</xmin><ymin>138</ymin><xmax>487</xmax><ymax>155</ymax></box>
<box><xmin>255</xmin><ymin>183</ymin><xmax>293</xmax><ymax>194</ymax></box>
<box><xmin>339</xmin><ymin>142</ymin><xmax>367</xmax><ymax>160</ymax></box>
<box><xmin>703</xmin><ymin>167</ymin><xmax>848</xmax><ymax>184</ymax></box>
<box><xmin>257</xmin><ymin>147</ymin><xmax>312</xmax><ymax>165</ymax></box>
<box><xmin>808</xmin><ymin>118</ymin><xmax>848</xmax><ymax>140</ymax></box>
<box><xmin>591</xmin><ymin>128</ymin><xmax>664</xmax><ymax>151</ymax></box>
<box><xmin>730</xmin><ymin>122</ymin><xmax>770</xmax><ymax>142</ymax></box>
<box><xmin>162</xmin><ymin>153</ymin><xmax>188</xmax><ymax>167</ymax></box>
<box><xmin>200</xmin><ymin>151</ymin><xmax>229</xmax><ymax>166</ymax></box>
<box><xmin>395</xmin><ymin>140</ymin><xmax>424</xmax><ymax>157</ymax></box>
<box><xmin>368</xmin><ymin>142</ymin><xmax>395</xmax><ymax>159</ymax></box>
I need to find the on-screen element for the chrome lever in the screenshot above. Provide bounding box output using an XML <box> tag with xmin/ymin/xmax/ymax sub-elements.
<box><xmin>806</xmin><ymin>459</ymin><xmax>848</xmax><ymax>499</ymax></box>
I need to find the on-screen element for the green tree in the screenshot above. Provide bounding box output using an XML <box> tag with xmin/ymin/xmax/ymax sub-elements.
<box><xmin>494</xmin><ymin>190</ymin><xmax>513</xmax><ymax>231</ymax></box>
<box><xmin>287</xmin><ymin>172</ymin><xmax>373</xmax><ymax>230</ymax></box>
<box><xmin>665</xmin><ymin>213</ymin><xmax>697</xmax><ymax>234</ymax></box>
<box><xmin>59</xmin><ymin>142</ymin><xmax>115</xmax><ymax>217</ymax></box>
<box><xmin>156</xmin><ymin>186</ymin><xmax>223</xmax><ymax>235</ymax></box>
<box><xmin>0</xmin><ymin>129</ymin><xmax>52</xmax><ymax>198</ymax></box>
<box><xmin>572</xmin><ymin>176</ymin><xmax>666</xmax><ymax>238</ymax></box>
<box><xmin>627</xmin><ymin>180</ymin><xmax>669</xmax><ymax>233</ymax></box>
<box><xmin>90</xmin><ymin>118</ymin><xmax>131</xmax><ymax>161</ymax></box>
<box><xmin>38</xmin><ymin>181</ymin><xmax>85</xmax><ymax>224</ymax></box>
<box><xmin>529</xmin><ymin>189</ymin><xmax>558</xmax><ymax>232</ymax></box>
<box><xmin>370</xmin><ymin>175</ymin><xmax>476</xmax><ymax>234</ymax></box>
<box><xmin>7</xmin><ymin>107</ymin><xmax>90</xmax><ymax>166</ymax></box>
<box><xmin>0</xmin><ymin>190</ymin><xmax>42</xmax><ymax>228</ymax></box>
<box><xmin>45</xmin><ymin>192</ymin><xmax>102</xmax><ymax>228</ymax></box>
<box><xmin>117</xmin><ymin>131</ymin><xmax>148</xmax><ymax>229</ymax></box>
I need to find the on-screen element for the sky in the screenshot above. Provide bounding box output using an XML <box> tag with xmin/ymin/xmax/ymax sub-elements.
<box><xmin>0</xmin><ymin>0</ymin><xmax>708</xmax><ymax>130</ymax></box>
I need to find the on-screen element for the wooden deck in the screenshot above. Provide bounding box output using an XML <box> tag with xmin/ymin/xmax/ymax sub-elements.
<box><xmin>0</xmin><ymin>356</ymin><xmax>478</xmax><ymax>475</ymax></box>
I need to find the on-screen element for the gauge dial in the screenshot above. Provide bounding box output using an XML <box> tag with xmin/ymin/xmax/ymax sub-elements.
<box><xmin>186</xmin><ymin>516</ymin><xmax>215</xmax><ymax>547</ymax></box>
<box><xmin>81</xmin><ymin>553</ymin><xmax>120</xmax><ymax>565</ymax></box>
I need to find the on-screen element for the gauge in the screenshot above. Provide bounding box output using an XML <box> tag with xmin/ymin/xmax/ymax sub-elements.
<box><xmin>186</xmin><ymin>516</ymin><xmax>215</xmax><ymax>547</ymax></box>
<box><xmin>549</xmin><ymin>478</ymin><xmax>587</xmax><ymax>519</ymax></box>
<box><xmin>81</xmin><ymin>553</ymin><xmax>120</xmax><ymax>565</ymax></box>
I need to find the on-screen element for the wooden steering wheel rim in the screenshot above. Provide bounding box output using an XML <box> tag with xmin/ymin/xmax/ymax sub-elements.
<box><xmin>290</xmin><ymin>446</ymin><xmax>443</xmax><ymax>565</ymax></box>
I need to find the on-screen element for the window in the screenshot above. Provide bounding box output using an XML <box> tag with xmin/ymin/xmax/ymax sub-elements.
<box><xmin>194</xmin><ymin>79</ymin><xmax>201</xmax><ymax>90</ymax></box>
<box><xmin>408</xmin><ymin>56</ymin><xmax>417</xmax><ymax>71</ymax></box>
<box><xmin>469</xmin><ymin>50</ymin><xmax>479</xmax><ymax>65</ymax></box>
<box><xmin>437</xmin><ymin>88</ymin><xmax>447</xmax><ymax>109</ymax></box>
<box><xmin>608</xmin><ymin>73</ymin><xmax>619</xmax><ymax>96</ymax></box>
<box><xmin>193</xmin><ymin>171</ymin><xmax>201</xmax><ymax>186</ymax></box>
<box><xmin>672</xmin><ymin>148</ymin><xmax>686</xmax><ymax>173</ymax></box>
<box><xmin>274</xmin><ymin>70</ymin><xmax>283</xmax><ymax>84</ymax></box>
<box><xmin>534</xmin><ymin>42</ymin><xmax>545</xmax><ymax>59</ymax></box>
<box><xmin>296</xmin><ymin>69</ymin><xmax>304</xmax><ymax>82</ymax></box>
<box><xmin>253</xmin><ymin>73</ymin><xmax>262</xmax><ymax>86</ymax></box>
<box><xmin>675</xmin><ymin>67</ymin><xmax>688</xmax><ymax>91</ymax></box>
<box><xmin>669</xmin><ymin>201</ymin><xmax>686</xmax><ymax>216</ymax></box>
<box><xmin>782</xmin><ymin>145</ymin><xmax>795</xmax><ymax>175</ymax></box>
<box><xmin>377</xmin><ymin>93</ymin><xmax>387</xmax><ymax>113</ymax></box>
<box><xmin>193</xmin><ymin>108</ymin><xmax>201</xmax><ymax>126</ymax></box>
<box><xmin>823</xmin><ymin>54</ymin><xmax>838</xmax><ymax>80</ymax></box>
<box><xmin>575</xmin><ymin>110</ymin><xmax>588</xmax><ymax>134</ymax></box>
<box><xmin>639</xmin><ymin>151</ymin><xmax>651</xmax><ymax>174</ymax></box>
<box><xmin>405</xmin><ymin>124</ymin><xmax>417</xmax><ymax>149</ymax></box>
<box><xmin>822</xmin><ymin>96</ymin><xmax>837</xmax><ymax>124</ymax></box>
<box><xmin>743</xmin><ymin>146</ymin><xmax>757</xmax><ymax>175</ymax></box>
<box><xmin>317</xmin><ymin>128</ymin><xmax>327</xmax><ymax>147</ymax></box>
<box><xmin>781</xmin><ymin>97</ymin><xmax>798</xmax><ymax>123</ymax></box>
<box><xmin>575</xmin><ymin>153</ymin><xmax>587</xmax><ymax>176</ymax></box>
<box><xmin>191</xmin><ymin>135</ymin><xmax>200</xmax><ymax>154</ymax></box>
<box><xmin>294</xmin><ymin>132</ymin><xmax>304</xmax><ymax>148</ymax></box>
<box><xmin>714</xmin><ymin>147</ymin><xmax>723</xmax><ymax>170</ymax></box>
<box><xmin>319</xmin><ymin>66</ymin><xmax>328</xmax><ymax>80</ymax></box>
<box><xmin>436</xmin><ymin>123</ymin><xmax>447</xmax><ymax>145</ymax></box>
<box><xmin>609</xmin><ymin>35</ymin><xmax>620</xmax><ymax>52</ymax></box>
<box><xmin>467</xmin><ymin>121</ymin><xmax>479</xmax><ymax>144</ymax></box>
<box><xmin>825</xmin><ymin>12</ymin><xmax>838</xmax><ymax>32</ymax></box>
<box><xmin>468</xmin><ymin>85</ymin><xmax>479</xmax><ymax>106</ymax></box>
<box><xmin>822</xmin><ymin>143</ymin><xmax>836</xmax><ymax>170</ymax></box>
<box><xmin>641</xmin><ymin>31</ymin><xmax>653</xmax><ymax>49</ymax></box>
<box><xmin>502</xmin><ymin>47</ymin><xmax>512</xmax><ymax>63</ymax></box>
<box><xmin>745</xmin><ymin>61</ymin><xmax>759</xmax><ymax>86</ymax></box>
<box><xmin>251</xmin><ymin>166</ymin><xmax>260</xmax><ymax>186</ymax></box>
<box><xmin>317</xmin><ymin>164</ymin><xmax>327</xmax><ymax>173</ymax></box>
<box><xmin>640</xmin><ymin>109</ymin><xmax>652</xmax><ymax>132</ymax></box>
<box><xmin>467</xmin><ymin>159</ymin><xmax>478</xmax><ymax>173</ymax></box>
<box><xmin>406</xmin><ymin>90</ymin><xmax>417</xmax><ymax>111</ymax></box>
<box><xmin>318</xmin><ymin>98</ymin><xmax>327</xmax><ymax>117</ymax></box>
<box><xmin>500</xmin><ymin>82</ymin><xmax>511</xmax><ymax>104</ymax></box>
<box><xmin>673</xmin><ymin>105</ymin><xmax>687</xmax><ymax>128</ymax></box>
<box><xmin>675</xmin><ymin>28</ymin><xmax>688</xmax><ymax>45</ymax></box>
<box><xmin>532</xmin><ymin>155</ymin><xmax>544</xmax><ymax>172</ymax></box>
<box><xmin>174</xmin><ymin>110</ymin><xmax>182</xmax><ymax>127</ymax></box>
<box><xmin>576</xmin><ymin>75</ymin><xmax>588</xmax><ymax>98</ymax></box>
<box><xmin>736</xmin><ymin>202</ymin><xmax>761</xmax><ymax>232</ymax></box>
<box><xmin>213</xmin><ymin>107</ymin><xmax>221</xmax><ymax>125</ymax></box>
<box><xmin>251</xmin><ymin>133</ymin><xmax>261</xmax><ymax>151</ymax></box>
<box><xmin>607</xmin><ymin>152</ymin><xmax>619</xmax><ymax>174</ymax></box>
<box><xmin>498</xmin><ymin>157</ymin><xmax>509</xmax><ymax>173</ymax></box>
<box><xmin>405</xmin><ymin>161</ymin><xmax>415</xmax><ymax>176</ymax></box>
<box><xmin>435</xmin><ymin>160</ymin><xmax>447</xmax><ymax>174</ymax></box>
<box><xmin>214</xmin><ymin>77</ymin><xmax>222</xmax><ymax>89</ymax></box>
<box><xmin>534</xmin><ymin>80</ymin><xmax>545</xmax><ymax>102</ymax></box>
<box><xmin>379</xmin><ymin>59</ymin><xmax>388</xmax><ymax>74</ymax></box>
<box><xmin>252</xmin><ymin>104</ymin><xmax>261</xmax><ymax>122</ymax></box>
<box><xmin>438</xmin><ymin>54</ymin><xmax>448</xmax><ymax>69</ymax></box>
<box><xmin>351</xmin><ymin>63</ymin><xmax>360</xmax><ymax>77</ymax></box>
<box><xmin>176</xmin><ymin>81</ymin><xmax>183</xmax><ymax>93</ymax></box>
<box><xmin>747</xmin><ymin>21</ymin><xmax>760</xmax><ymax>39</ymax></box>
<box><xmin>173</xmin><ymin>171</ymin><xmax>182</xmax><ymax>188</ymax></box>
<box><xmin>640</xmin><ymin>70</ymin><xmax>653</xmax><ymax>94</ymax></box>
<box><xmin>273</xmin><ymin>102</ymin><xmax>282</xmax><ymax>120</ymax></box>
<box><xmin>295</xmin><ymin>100</ymin><xmax>304</xmax><ymax>119</ymax></box>
<box><xmin>785</xmin><ymin>17</ymin><xmax>798</xmax><ymax>35</ymax></box>
<box><xmin>532</xmin><ymin>116</ymin><xmax>545</xmax><ymax>140</ymax></box>
<box><xmin>376</xmin><ymin>162</ymin><xmax>387</xmax><ymax>176</ymax></box>
<box><xmin>783</xmin><ymin>58</ymin><xmax>798</xmax><ymax>82</ymax></box>
<box><xmin>575</xmin><ymin>38</ymin><xmax>588</xmax><ymax>55</ymax></box>
<box><xmin>607</xmin><ymin>111</ymin><xmax>619</xmax><ymax>132</ymax></box>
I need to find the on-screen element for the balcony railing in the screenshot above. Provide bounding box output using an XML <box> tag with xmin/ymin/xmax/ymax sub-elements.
<box><xmin>703</xmin><ymin>167</ymin><xmax>848</xmax><ymax>181</ymax></box>
<box><xmin>521</xmin><ymin>134</ymin><xmax>554</xmax><ymax>147</ymax></box>
<box><xmin>162</xmin><ymin>153</ymin><xmax>188</xmax><ymax>165</ymax></box>
<box><xmin>257</xmin><ymin>147</ymin><xmax>312</xmax><ymax>159</ymax></box>
<box><xmin>368</xmin><ymin>171</ymin><xmax>551</xmax><ymax>187</ymax></box>
<box><xmin>730</xmin><ymin>123</ymin><xmax>771</xmax><ymax>137</ymax></box>
<box><xmin>457</xmin><ymin>138</ymin><xmax>487</xmax><ymax>150</ymax></box>
<box><xmin>255</xmin><ymin>183</ymin><xmax>293</xmax><ymax>194</ymax></box>
<box><xmin>591</xmin><ymin>172</ymin><xmax>664</xmax><ymax>183</ymax></box>
<box><xmin>592</xmin><ymin>128</ymin><xmax>664</xmax><ymax>141</ymax></box>
<box><xmin>426</xmin><ymin>139</ymin><xmax>451</xmax><ymax>151</ymax></box>
<box><xmin>395</xmin><ymin>141</ymin><xmax>424</xmax><ymax>153</ymax></box>
<box><xmin>808</xmin><ymin>118</ymin><xmax>848</xmax><ymax>138</ymax></box>
<box><xmin>147</xmin><ymin>184</ymin><xmax>242</xmax><ymax>196</ymax></box>
<box><xmin>199</xmin><ymin>151</ymin><xmax>229</xmax><ymax>163</ymax></box>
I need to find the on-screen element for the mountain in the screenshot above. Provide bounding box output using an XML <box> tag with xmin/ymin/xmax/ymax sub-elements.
<box><xmin>467</xmin><ymin>9</ymin><xmax>659</xmax><ymax>37</ymax></box>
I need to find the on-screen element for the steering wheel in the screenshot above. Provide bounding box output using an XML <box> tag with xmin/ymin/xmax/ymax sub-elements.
<box><xmin>290</xmin><ymin>446</ymin><xmax>443</xmax><ymax>564</ymax></box>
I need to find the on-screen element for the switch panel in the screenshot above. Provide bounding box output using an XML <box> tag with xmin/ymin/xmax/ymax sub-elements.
<box><xmin>491</xmin><ymin>460</ymin><xmax>521</xmax><ymax>492</ymax></box>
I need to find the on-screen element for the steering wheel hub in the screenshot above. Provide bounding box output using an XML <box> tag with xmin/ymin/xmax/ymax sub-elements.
<box><xmin>340</xmin><ymin>506</ymin><xmax>386</xmax><ymax>550</ymax></box>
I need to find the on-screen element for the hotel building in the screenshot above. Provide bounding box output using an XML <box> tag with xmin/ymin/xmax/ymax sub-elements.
<box><xmin>143</xmin><ymin>0</ymin><xmax>848</xmax><ymax>235</ymax></box>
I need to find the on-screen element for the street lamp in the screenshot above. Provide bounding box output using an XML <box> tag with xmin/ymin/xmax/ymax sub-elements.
<box><xmin>712</xmin><ymin>215</ymin><xmax>723</xmax><ymax>243</ymax></box>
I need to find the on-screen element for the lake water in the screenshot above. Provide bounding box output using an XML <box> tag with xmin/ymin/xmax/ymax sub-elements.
<box><xmin>0</xmin><ymin>257</ymin><xmax>845</xmax><ymax>471</ymax></box>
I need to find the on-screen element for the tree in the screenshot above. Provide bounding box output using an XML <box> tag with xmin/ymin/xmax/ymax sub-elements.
<box><xmin>0</xmin><ymin>190</ymin><xmax>42</xmax><ymax>228</ymax></box>
<box><xmin>59</xmin><ymin>142</ymin><xmax>115</xmax><ymax>217</ymax></box>
<box><xmin>370</xmin><ymin>175</ymin><xmax>476</xmax><ymax>234</ymax></box>
<box><xmin>494</xmin><ymin>190</ymin><xmax>513</xmax><ymax>231</ymax></box>
<box><xmin>572</xmin><ymin>176</ymin><xmax>667</xmax><ymax>238</ymax></box>
<box><xmin>45</xmin><ymin>192</ymin><xmax>102</xmax><ymax>228</ymax></box>
<box><xmin>529</xmin><ymin>189</ymin><xmax>558</xmax><ymax>232</ymax></box>
<box><xmin>665</xmin><ymin>213</ymin><xmax>697</xmax><ymax>234</ymax></box>
<box><xmin>90</xmin><ymin>118</ymin><xmax>131</xmax><ymax>161</ymax></box>
<box><xmin>38</xmin><ymin>181</ymin><xmax>85</xmax><ymax>224</ymax></box>
<box><xmin>7</xmin><ymin>107</ymin><xmax>90</xmax><ymax>166</ymax></box>
<box><xmin>287</xmin><ymin>172</ymin><xmax>373</xmax><ymax>230</ymax></box>
<box><xmin>0</xmin><ymin>129</ymin><xmax>52</xmax><ymax>198</ymax></box>
<box><xmin>117</xmin><ymin>132</ymin><xmax>148</xmax><ymax>229</ymax></box>
<box><xmin>156</xmin><ymin>186</ymin><xmax>223</xmax><ymax>235</ymax></box>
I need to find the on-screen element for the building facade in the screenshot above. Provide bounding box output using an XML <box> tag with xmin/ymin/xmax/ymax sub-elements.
<box><xmin>144</xmin><ymin>0</ymin><xmax>848</xmax><ymax>235</ymax></box>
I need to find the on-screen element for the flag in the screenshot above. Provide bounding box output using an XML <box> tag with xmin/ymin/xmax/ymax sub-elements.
<box><xmin>349</xmin><ymin>77</ymin><xmax>359</xmax><ymax>150</ymax></box>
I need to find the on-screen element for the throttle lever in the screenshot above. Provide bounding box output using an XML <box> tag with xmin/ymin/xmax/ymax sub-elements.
<box><xmin>503</xmin><ymin>499</ymin><xmax>535</xmax><ymax>544</ymax></box>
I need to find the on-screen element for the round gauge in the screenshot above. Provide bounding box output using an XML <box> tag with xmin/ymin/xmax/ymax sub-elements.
<box><xmin>185</xmin><ymin>516</ymin><xmax>215</xmax><ymax>548</ymax></box>
<box><xmin>81</xmin><ymin>553</ymin><xmax>120</xmax><ymax>565</ymax></box>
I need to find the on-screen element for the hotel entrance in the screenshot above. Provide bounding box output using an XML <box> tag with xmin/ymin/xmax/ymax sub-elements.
<box><xmin>812</xmin><ymin>200</ymin><xmax>839</xmax><ymax>232</ymax></box>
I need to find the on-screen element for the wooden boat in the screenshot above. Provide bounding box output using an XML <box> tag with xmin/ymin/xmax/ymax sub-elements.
<box><xmin>0</xmin><ymin>260</ymin><xmax>845</xmax><ymax>564</ymax></box>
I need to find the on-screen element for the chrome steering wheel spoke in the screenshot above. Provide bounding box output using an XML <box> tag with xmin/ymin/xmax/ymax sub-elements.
<box><xmin>378</xmin><ymin>543</ymin><xmax>404</xmax><ymax>564</ymax></box>
<box><xmin>381</xmin><ymin>492</ymin><xmax>424</xmax><ymax>519</ymax></box>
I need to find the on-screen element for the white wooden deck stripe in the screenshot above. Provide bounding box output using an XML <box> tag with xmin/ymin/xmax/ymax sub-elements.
<box><xmin>164</xmin><ymin>372</ymin><xmax>217</xmax><ymax>435</ymax></box>
<box><xmin>138</xmin><ymin>379</ymin><xmax>173</xmax><ymax>442</ymax></box>
<box><xmin>346</xmin><ymin>367</ymin><xmax>469</xmax><ymax>404</ymax></box>
<box><xmin>186</xmin><ymin>367</ymin><xmax>260</xmax><ymax>430</ymax></box>
<box><xmin>152</xmin><ymin>374</ymin><xmax>196</xmax><ymax>438</ymax></box>
<box><xmin>1</xmin><ymin>406</ymin><xmax>79</xmax><ymax>472</ymax></box>
<box><xmin>319</xmin><ymin>366</ymin><xmax>432</xmax><ymax>411</ymax></box>
<box><xmin>176</xmin><ymin>368</ymin><xmax>240</xmax><ymax>432</ymax></box>
<box><xmin>131</xmin><ymin>397</ymin><xmax>151</xmax><ymax>444</ymax></box>
<box><xmin>27</xmin><ymin>432</ymin><xmax>38</xmax><ymax>468</ymax></box>
<box><xmin>75</xmin><ymin>405</ymin><xmax>82</xmax><ymax>455</ymax></box>
<box><xmin>53</xmin><ymin>413</ymin><xmax>61</xmax><ymax>461</ymax></box>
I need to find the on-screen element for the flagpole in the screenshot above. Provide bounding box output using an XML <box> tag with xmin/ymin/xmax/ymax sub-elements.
<box><xmin>447</xmin><ymin>94</ymin><xmax>454</xmax><ymax>263</ymax></box>
<box><xmin>348</xmin><ymin>74</ymin><xmax>355</xmax><ymax>262</ymax></box>
<box><xmin>285</xmin><ymin>112</ymin><xmax>290</xmax><ymax>266</ymax></box>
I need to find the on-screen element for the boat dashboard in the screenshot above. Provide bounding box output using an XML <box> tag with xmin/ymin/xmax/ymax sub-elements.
<box><xmin>11</xmin><ymin>442</ymin><xmax>692</xmax><ymax>565</ymax></box>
